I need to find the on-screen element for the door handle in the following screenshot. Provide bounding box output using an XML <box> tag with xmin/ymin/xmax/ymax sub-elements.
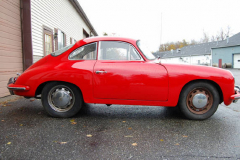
<box><xmin>96</xmin><ymin>70</ymin><xmax>107</xmax><ymax>74</ymax></box>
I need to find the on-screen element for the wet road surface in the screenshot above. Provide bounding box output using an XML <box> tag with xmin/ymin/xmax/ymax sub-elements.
<box><xmin>0</xmin><ymin>69</ymin><xmax>240</xmax><ymax>160</ymax></box>
<box><xmin>0</xmin><ymin>99</ymin><xmax>240</xmax><ymax>160</ymax></box>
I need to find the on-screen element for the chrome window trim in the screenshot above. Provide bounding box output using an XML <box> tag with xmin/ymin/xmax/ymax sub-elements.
<box><xmin>68</xmin><ymin>42</ymin><xmax>97</xmax><ymax>60</ymax></box>
<box><xmin>97</xmin><ymin>41</ymin><xmax>144</xmax><ymax>61</ymax></box>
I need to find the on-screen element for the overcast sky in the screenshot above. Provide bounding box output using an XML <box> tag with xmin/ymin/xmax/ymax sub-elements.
<box><xmin>78</xmin><ymin>0</ymin><xmax>240</xmax><ymax>52</ymax></box>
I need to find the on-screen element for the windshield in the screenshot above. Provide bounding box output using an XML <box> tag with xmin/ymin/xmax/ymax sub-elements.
<box><xmin>51</xmin><ymin>44</ymin><xmax>74</xmax><ymax>56</ymax></box>
<box><xmin>136</xmin><ymin>40</ymin><xmax>156</xmax><ymax>60</ymax></box>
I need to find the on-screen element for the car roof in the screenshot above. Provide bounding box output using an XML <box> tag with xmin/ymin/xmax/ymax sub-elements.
<box><xmin>79</xmin><ymin>36</ymin><xmax>138</xmax><ymax>45</ymax></box>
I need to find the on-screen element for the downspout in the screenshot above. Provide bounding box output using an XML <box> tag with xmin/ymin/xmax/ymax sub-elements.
<box><xmin>210</xmin><ymin>48</ymin><xmax>213</xmax><ymax>66</ymax></box>
<box><xmin>20</xmin><ymin>0</ymin><xmax>33</xmax><ymax>71</ymax></box>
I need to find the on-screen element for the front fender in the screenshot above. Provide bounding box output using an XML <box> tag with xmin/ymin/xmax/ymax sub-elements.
<box><xmin>163</xmin><ymin>64</ymin><xmax>235</xmax><ymax>106</ymax></box>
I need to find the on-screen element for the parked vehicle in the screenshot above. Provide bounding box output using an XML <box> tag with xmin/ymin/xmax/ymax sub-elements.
<box><xmin>7</xmin><ymin>37</ymin><xmax>240</xmax><ymax>120</ymax></box>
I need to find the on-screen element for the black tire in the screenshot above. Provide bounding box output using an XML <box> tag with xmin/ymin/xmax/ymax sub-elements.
<box><xmin>178</xmin><ymin>82</ymin><xmax>220</xmax><ymax>120</ymax></box>
<box><xmin>41</xmin><ymin>82</ymin><xmax>82</xmax><ymax>118</ymax></box>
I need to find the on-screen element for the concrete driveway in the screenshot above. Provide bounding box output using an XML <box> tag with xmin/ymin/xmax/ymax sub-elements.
<box><xmin>0</xmin><ymin>69</ymin><xmax>240</xmax><ymax>160</ymax></box>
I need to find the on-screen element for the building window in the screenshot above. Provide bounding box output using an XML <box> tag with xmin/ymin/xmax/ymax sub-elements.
<box><xmin>43</xmin><ymin>26</ymin><xmax>53</xmax><ymax>56</ymax></box>
<box><xmin>45</xmin><ymin>34</ymin><xmax>52</xmax><ymax>55</ymax></box>
<box><xmin>70</xmin><ymin>37</ymin><xmax>77</xmax><ymax>44</ymax></box>
<box><xmin>58</xmin><ymin>30</ymin><xmax>66</xmax><ymax>50</ymax></box>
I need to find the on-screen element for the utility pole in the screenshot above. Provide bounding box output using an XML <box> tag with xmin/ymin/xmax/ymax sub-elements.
<box><xmin>160</xmin><ymin>12</ymin><xmax>163</xmax><ymax>48</ymax></box>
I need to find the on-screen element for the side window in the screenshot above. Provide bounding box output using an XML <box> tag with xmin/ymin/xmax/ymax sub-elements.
<box><xmin>98</xmin><ymin>41</ymin><xmax>142</xmax><ymax>60</ymax></box>
<box><xmin>58</xmin><ymin>30</ymin><xmax>66</xmax><ymax>49</ymax></box>
<box><xmin>69</xmin><ymin>43</ymin><xmax>97</xmax><ymax>60</ymax></box>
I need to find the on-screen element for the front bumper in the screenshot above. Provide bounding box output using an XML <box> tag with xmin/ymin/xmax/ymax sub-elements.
<box><xmin>230</xmin><ymin>85</ymin><xmax>240</xmax><ymax>103</ymax></box>
<box><xmin>7</xmin><ymin>77</ymin><xmax>30</xmax><ymax>95</ymax></box>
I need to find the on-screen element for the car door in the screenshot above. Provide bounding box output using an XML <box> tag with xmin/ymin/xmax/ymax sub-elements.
<box><xmin>93</xmin><ymin>41</ymin><xmax>168</xmax><ymax>101</ymax></box>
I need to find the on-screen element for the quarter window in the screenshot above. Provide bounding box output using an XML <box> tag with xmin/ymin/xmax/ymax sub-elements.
<box><xmin>98</xmin><ymin>41</ymin><xmax>141</xmax><ymax>60</ymax></box>
<box><xmin>69</xmin><ymin>43</ymin><xmax>97</xmax><ymax>60</ymax></box>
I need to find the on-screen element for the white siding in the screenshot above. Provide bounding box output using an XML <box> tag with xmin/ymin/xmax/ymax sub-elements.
<box><xmin>0</xmin><ymin>0</ymin><xmax>23</xmax><ymax>97</ymax></box>
<box><xmin>31</xmin><ymin>0</ymin><xmax>91</xmax><ymax>62</ymax></box>
<box><xmin>161</xmin><ymin>55</ymin><xmax>211</xmax><ymax>66</ymax></box>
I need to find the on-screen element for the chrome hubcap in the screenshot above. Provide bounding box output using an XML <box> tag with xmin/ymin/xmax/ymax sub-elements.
<box><xmin>52</xmin><ymin>88</ymin><xmax>72</xmax><ymax>108</ymax></box>
<box><xmin>48</xmin><ymin>85</ymin><xmax>75</xmax><ymax>112</ymax></box>
<box><xmin>186</xmin><ymin>88</ymin><xmax>213</xmax><ymax>114</ymax></box>
<box><xmin>192</xmin><ymin>93</ymin><xmax>208</xmax><ymax>108</ymax></box>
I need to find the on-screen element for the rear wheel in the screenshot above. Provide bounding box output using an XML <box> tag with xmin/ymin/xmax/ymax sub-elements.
<box><xmin>41</xmin><ymin>82</ymin><xmax>82</xmax><ymax>118</ymax></box>
<box><xmin>178</xmin><ymin>82</ymin><xmax>220</xmax><ymax>120</ymax></box>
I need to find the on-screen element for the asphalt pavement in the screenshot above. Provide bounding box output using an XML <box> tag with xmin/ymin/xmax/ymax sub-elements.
<box><xmin>0</xmin><ymin>69</ymin><xmax>240</xmax><ymax>160</ymax></box>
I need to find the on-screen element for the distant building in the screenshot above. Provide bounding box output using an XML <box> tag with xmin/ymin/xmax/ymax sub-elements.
<box><xmin>154</xmin><ymin>32</ymin><xmax>240</xmax><ymax>68</ymax></box>
<box><xmin>154</xmin><ymin>42</ymin><xmax>213</xmax><ymax>66</ymax></box>
<box><xmin>212</xmin><ymin>33</ymin><xmax>240</xmax><ymax>68</ymax></box>
<box><xmin>0</xmin><ymin>0</ymin><xmax>97</xmax><ymax>97</ymax></box>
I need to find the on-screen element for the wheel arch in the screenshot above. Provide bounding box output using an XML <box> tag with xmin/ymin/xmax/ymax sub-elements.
<box><xmin>35</xmin><ymin>81</ymin><xmax>83</xmax><ymax>99</ymax></box>
<box><xmin>179</xmin><ymin>79</ymin><xmax>223</xmax><ymax>104</ymax></box>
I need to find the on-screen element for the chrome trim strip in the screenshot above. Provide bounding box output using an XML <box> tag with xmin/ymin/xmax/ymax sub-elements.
<box><xmin>233</xmin><ymin>100</ymin><xmax>238</xmax><ymax>103</ymax></box>
<box><xmin>234</xmin><ymin>96</ymin><xmax>240</xmax><ymax>100</ymax></box>
<box><xmin>235</xmin><ymin>85</ymin><xmax>240</xmax><ymax>92</ymax></box>
<box><xmin>96</xmin><ymin>71</ymin><xmax>107</xmax><ymax>74</ymax></box>
<box><xmin>7</xmin><ymin>87</ymin><xmax>26</xmax><ymax>90</ymax></box>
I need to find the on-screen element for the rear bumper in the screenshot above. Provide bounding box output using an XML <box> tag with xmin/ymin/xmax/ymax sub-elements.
<box><xmin>7</xmin><ymin>77</ymin><xmax>30</xmax><ymax>95</ymax></box>
<box><xmin>230</xmin><ymin>85</ymin><xmax>240</xmax><ymax>103</ymax></box>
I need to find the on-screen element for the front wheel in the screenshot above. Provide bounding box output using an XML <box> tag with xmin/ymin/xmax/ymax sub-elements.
<box><xmin>178</xmin><ymin>82</ymin><xmax>220</xmax><ymax>120</ymax></box>
<box><xmin>41</xmin><ymin>82</ymin><xmax>82</xmax><ymax>118</ymax></box>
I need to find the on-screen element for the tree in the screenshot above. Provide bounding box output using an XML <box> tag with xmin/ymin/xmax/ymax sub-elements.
<box><xmin>158</xmin><ymin>26</ymin><xmax>232</xmax><ymax>52</ymax></box>
<box><xmin>159</xmin><ymin>39</ymin><xmax>191</xmax><ymax>52</ymax></box>
<box><xmin>225</xmin><ymin>25</ymin><xmax>231</xmax><ymax>38</ymax></box>
<box><xmin>201</xmin><ymin>31</ymin><xmax>209</xmax><ymax>43</ymax></box>
<box><xmin>211</xmin><ymin>26</ymin><xmax>232</xmax><ymax>41</ymax></box>
<box><xmin>190</xmin><ymin>39</ymin><xmax>198</xmax><ymax>45</ymax></box>
<box><xmin>103</xmin><ymin>32</ymin><xmax>108</xmax><ymax>36</ymax></box>
<box><xmin>180</xmin><ymin>39</ymin><xmax>188</xmax><ymax>48</ymax></box>
<box><xmin>219</xmin><ymin>28</ymin><xmax>225</xmax><ymax>41</ymax></box>
<box><xmin>211</xmin><ymin>35</ymin><xmax>215</xmax><ymax>42</ymax></box>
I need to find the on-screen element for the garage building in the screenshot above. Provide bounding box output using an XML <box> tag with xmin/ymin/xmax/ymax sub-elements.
<box><xmin>212</xmin><ymin>32</ymin><xmax>240</xmax><ymax>68</ymax></box>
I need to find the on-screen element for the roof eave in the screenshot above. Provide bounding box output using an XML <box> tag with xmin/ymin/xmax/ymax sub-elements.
<box><xmin>161</xmin><ymin>53</ymin><xmax>211</xmax><ymax>59</ymax></box>
<box><xmin>211</xmin><ymin>44</ymin><xmax>240</xmax><ymax>49</ymax></box>
<box><xmin>69</xmin><ymin>0</ymin><xmax>98</xmax><ymax>36</ymax></box>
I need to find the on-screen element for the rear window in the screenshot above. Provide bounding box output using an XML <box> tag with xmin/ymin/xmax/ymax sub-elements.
<box><xmin>51</xmin><ymin>44</ymin><xmax>74</xmax><ymax>56</ymax></box>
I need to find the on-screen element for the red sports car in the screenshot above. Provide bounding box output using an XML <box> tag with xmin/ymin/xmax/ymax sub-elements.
<box><xmin>7</xmin><ymin>37</ymin><xmax>240</xmax><ymax>120</ymax></box>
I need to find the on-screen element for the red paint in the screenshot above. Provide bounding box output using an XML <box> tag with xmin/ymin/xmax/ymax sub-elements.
<box><xmin>8</xmin><ymin>37</ymin><xmax>237</xmax><ymax>107</ymax></box>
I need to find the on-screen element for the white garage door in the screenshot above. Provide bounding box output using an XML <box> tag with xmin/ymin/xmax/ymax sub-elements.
<box><xmin>0</xmin><ymin>1</ymin><xmax>23</xmax><ymax>97</ymax></box>
<box><xmin>234</xmin><ymin>54</ymin><xmax>240</xmax><ymax>69</ymax></box>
